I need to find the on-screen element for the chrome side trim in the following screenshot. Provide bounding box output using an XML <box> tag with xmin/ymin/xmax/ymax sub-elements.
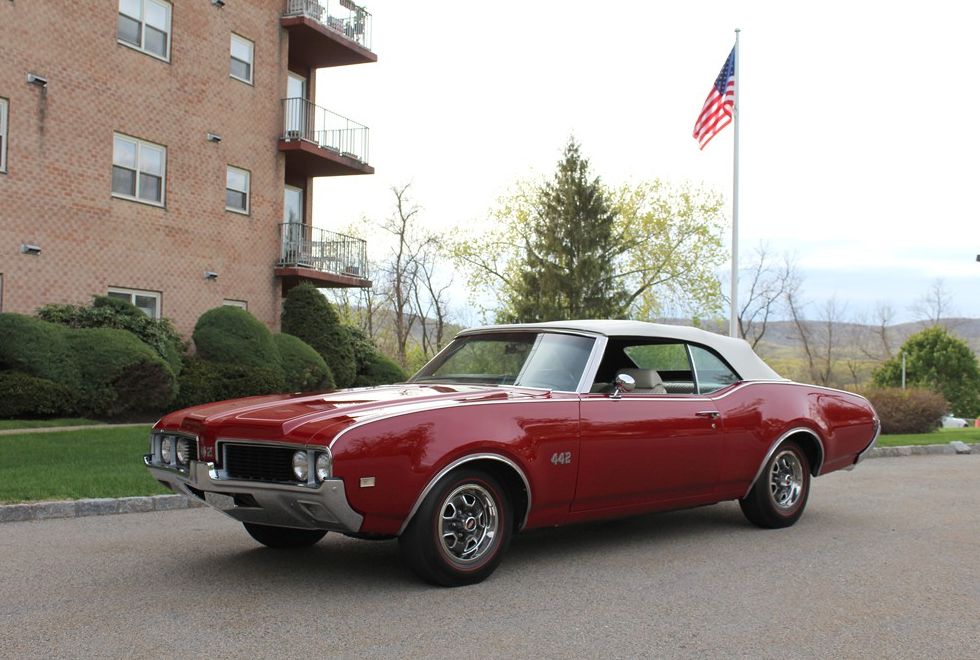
<box><xmin>396</xmin><ymin>453</ymin><xmax>533</xmax><ymax>535</ymax></box>
<box><xmin>686</xmin><ymin>343</ymin><xmax>701</xmax><ymax>395</ymax></box>
<box><xmin>743</xmin><ymin>427</ymin><xmax>825</xmax><ymax>499</ymax></box>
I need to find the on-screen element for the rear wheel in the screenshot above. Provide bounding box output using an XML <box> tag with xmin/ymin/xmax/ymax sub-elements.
<box><xmin>243</xmin><ymin>523</ymin><xmax>327</xmax><ymax>548</ymax></box>
<box><xmin>739</xmin><ymin>440</ymin><xmax>810</xmax><ymax>528</ymax></box>
<box><xmin>399</xmin><ymin>469</ymin><xmax>512</xmax><ymax>587</ymax></box>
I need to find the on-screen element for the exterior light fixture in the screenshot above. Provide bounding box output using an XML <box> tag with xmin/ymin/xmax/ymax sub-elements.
<box><xmin>204</xmin><ymin>271</ymin><xmax>219</xmax><ymax>280</ymax></box>
<box><xmin>206</xmin><ymin>133</ymin><xmax>222</xmax><ymax>143</ymax></box>
<box><xmin>26</xmin><ymin>73</ymin><xmax>48</xmax><ymax>87</ymax></box>
<box><xmin>212</xmin><ymin>0</ymin><xmax>226</xmax><ymax>7</ymax></box>
<box><xmin>20</xmin><ymin>244</ymin><xmax>42</xmax><ymax>255</ymax></box>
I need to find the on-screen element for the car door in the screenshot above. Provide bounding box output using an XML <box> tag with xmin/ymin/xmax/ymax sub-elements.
<box><xmin>571</xmin><ymin>341</ymin><xmax>723</xmax><ymax>512</ymax></box>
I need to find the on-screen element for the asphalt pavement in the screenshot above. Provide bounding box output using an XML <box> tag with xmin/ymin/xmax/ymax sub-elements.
<box><xmin>1</xmin><ymin>455</ymin><xmax>978</xmax><ymax>659</ymax></box>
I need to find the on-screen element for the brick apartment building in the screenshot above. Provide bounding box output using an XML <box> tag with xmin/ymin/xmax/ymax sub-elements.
<box><xmin>0</xmin><ymin>0</ymin><xmax>374</xmax><ymax>336</ymax></box>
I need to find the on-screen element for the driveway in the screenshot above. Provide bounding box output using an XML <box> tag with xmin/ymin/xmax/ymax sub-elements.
<box><xmin>1</xmin><ymin>455</ymin><xmax>977</xmax><ymax>658</ymax></box>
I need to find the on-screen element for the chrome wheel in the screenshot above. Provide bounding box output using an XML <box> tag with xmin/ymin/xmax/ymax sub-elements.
<box><xmin>438</xmin><ymin>484</ymin><xmax>499</xmax><ymax>564</ymax></box>
<box><xmin>769</xmin><ymin>449</ymin><xmax>804</xmax><ymax>509</ymax></box>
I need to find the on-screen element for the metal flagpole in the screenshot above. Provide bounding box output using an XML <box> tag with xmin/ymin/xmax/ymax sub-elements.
<box><xmin>729</xmin><ymin>28</ymin><xmax>741</xmax><ymax>338</ymax></box>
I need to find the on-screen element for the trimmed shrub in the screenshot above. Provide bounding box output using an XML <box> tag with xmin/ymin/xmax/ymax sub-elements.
<box><xmin>861</xmin><ymin>387</ymin><xmax>948</xmax><ymax>434</ymax></box>
<box><xmin>38</xmin><ymin>296</ymin><xmax>184</xmax><ymax>374</ymax></box>
<box><xmin>175</xmin><ymin>356</ymin><xmax>286</xmax><ymax>409</ymax></box>
<box><xmin>0</xmin><ymin>371</ymin><xmax>77</xmax><ymax>418</ymax></box>
<box><xmin>274</xmin><ymin>333</ymin><xmax>335</xmax><ymax>392</ymax></box>
<box><xmin>347</xmin><ymin>326</ymin><xmax>407</xmax><ymax>386</ymax></box>
<box><xmin>0</xmin><ymin>313</ymin><xmax>80</xmax><ymax>389</ymax></box>
<box><xmin>193</xmin><ymin>307</ymin><xmax>282</xmax><ymax>372</ymax></box>
<box><xmin>354</xmin><ymin>351</ymin><xmax>407</xmax><ymax>387</ymax></box>
<box><xmin>281</xmin><ymin>283</ymin><xmax>356</xmax><ymax>387</ymax></box>
<box><xmin>69</xmin><ymin>328</ymin><xmax>177</xmax><ymax>418</ymax></box>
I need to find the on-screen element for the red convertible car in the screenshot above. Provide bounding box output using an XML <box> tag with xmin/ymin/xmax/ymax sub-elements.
<box><xmin>146</xmin><ymin>321</ymin><xmax>879</xmax><ymax>586</ymax></box>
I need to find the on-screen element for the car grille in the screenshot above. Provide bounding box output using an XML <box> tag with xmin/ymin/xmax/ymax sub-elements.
<box><xmin>223</xmin><ymin>444</ymin><xmax>298</xmax><ymax>482</ymax></box>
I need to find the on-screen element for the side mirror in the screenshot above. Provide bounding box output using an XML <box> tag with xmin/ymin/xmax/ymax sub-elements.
<box><xmin>610</xmin><ymin>373</ymin><xmax>635</xmax><ymax>400</ymax></box>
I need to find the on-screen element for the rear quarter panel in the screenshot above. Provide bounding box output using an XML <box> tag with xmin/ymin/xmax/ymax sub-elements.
<box><xmin>324</xmin><ymin>396</ymin><xmax>581</xmax><ymax>535</ymax></box>
<box><xmin>714</xmin><ymin>382</ymin><xmax>877</xmax><ymax>498</ymax></box>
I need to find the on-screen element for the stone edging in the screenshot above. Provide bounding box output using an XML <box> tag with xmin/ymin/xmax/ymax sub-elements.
<box><xmin>0</xmin><ymin>443</ymin><xmax>974</xmax><ymax>524</ymax></box>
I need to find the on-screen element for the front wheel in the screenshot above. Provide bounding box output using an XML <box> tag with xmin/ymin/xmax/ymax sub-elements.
<box><xmin>243</xmin><ymin>523</ymin><xmax>327</xmax><ymax>548</ymax></box>
<box><xmin>739</xmin><ymin>440</ymin><xmax>811</xmax><ymax>528</ymax></box>
<box><xmin>398</xmin><ymin>469</ymin><xmax>512</xmax><ymax>587</ymax></box>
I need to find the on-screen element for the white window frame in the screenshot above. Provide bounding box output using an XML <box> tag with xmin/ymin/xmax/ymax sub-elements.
<box><xmin>117</xmin><ymin>0</ymin><xmax>172</xmax><ymax>62</ymax></box>
<box><xmin>225</xmin><ymin>165</ymin><xmax>250</xmax><ymax>215</ymax></box>
<box><xmin>0</xmin><ymin>98</ymin><xmax>8</xmax><ymax>173</ymax></box>
<box><xmin>223</xmin><ymin>299</ymin><xmax>248</xmax><ymax>310</ymax></box>
<box><xmin>112</xmin><ymin>133</ymin><xmax>167</xmax><ymax>207</ymax></box>
<box><xmin>107</xmin><ymin>287</ymin><xmax>162</xmax><ymax>319</ymax></box>
<box><xmin>230</xmin><ymin>34</ymin><xmax>254</xmax><ymax>85</ymax></box>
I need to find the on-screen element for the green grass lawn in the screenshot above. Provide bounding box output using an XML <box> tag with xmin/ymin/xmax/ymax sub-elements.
<box><xmin>0</xmin><ymin>418</ymin><xmax>104</xmax><ymax>431</ymax></box>
<box><xmin>0</xmin><ymin>425</ymin><xmax>169</xmax><ymax>503</ymax></box>
<box><xmin>877</xmin><ymin>427</ymin><xmax>980</xmax><ymax>447</ymax></box>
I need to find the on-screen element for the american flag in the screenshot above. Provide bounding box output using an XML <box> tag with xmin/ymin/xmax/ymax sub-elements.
<box><xmin>693</xmin><ymin>47</ymin><xmax>736</xmax><ymax>150</ymax></box>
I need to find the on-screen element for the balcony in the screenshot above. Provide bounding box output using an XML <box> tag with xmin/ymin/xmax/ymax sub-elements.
<box><xmin>282</xmin><ymin>0</ymin><xmax>376</xmax><ymax>69</ymax></box>
<box><xmin>280</xmin><ymin>98</ymin><xmax>373</xmax><ymax>177</ymax></box>
<box><xmin>275</xmin><ymin>223</ymin><xmax>371</xmax><ymax>289</ymax></box>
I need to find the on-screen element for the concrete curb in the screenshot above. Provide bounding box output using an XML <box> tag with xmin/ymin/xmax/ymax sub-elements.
<box><xmin>0</xmin><ymin>423</ymin><xmax>151</xmax><ymax>436</ymax></box>
<box><xmin>0</xmin><ymin>494</ymin><xmax>205</xmax><ymax>523</ymax></box>
<box><xmin>0</xmin><ymin>443</ymin><xmax>974</xmax><ymax>524</ymax></box>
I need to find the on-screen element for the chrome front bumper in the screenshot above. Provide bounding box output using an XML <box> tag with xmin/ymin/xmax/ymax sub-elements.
<box><xmin>145</xmin><ymin>457</ymin><xmax>363</xmax><ymax>533</ymax></box>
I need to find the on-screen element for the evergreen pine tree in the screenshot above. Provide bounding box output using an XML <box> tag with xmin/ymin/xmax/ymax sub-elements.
<box><xmin>503</xmin><ymin>139</ymin><xmax>628</xmax><ymax>322</ymax></box>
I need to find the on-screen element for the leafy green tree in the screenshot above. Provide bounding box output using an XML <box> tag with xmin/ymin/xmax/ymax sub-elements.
<box><xmin>281</xmin><ymin>283</ymin><xmax>356</xmax><ymax>387</ymax></box>
<box><xmin>872</xmin><ymin>326</ymin><xmax>980</xmax><ymax>417</ymax></box>
<box><xmin>452</xmin><ymin>139</ymin><xmax>726</xmax><ymax>322</ymax></box>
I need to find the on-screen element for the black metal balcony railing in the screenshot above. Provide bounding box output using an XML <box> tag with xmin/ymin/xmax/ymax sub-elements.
<box><xmin>279</xmin><ymin>223</ymin><xmax>368</xmax><ymax>279</ymax></box>
<box><xmin>284</xmin><ymin>0</ymin><xmax>373</xmax><ymax>51</ymax></box>
<box><xmin>281</xmin><ymin>98</ymin><xmax>370</xmax><ymax>165</ymax></box>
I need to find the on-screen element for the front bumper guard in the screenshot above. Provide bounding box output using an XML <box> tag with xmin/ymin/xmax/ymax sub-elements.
<box><xmin>145</xmin><ymin>457</ymin><xmax>363</xmax><ymax>533</ymax></box>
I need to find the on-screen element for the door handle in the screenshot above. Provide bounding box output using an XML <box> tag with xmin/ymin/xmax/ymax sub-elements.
<box><xmin>695</xmin><ymin>411</ymin><xmax>720</xmax><ymax>419</ymax></box>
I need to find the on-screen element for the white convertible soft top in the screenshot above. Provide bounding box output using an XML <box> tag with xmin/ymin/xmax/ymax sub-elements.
<box><xmin>458</xmin><ymin>319</ymin><xmax>784</xmax><ymax>381</ymax></box>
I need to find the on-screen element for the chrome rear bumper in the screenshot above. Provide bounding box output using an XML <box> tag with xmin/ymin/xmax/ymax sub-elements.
<box><xmin>851</xmin><ymin>417</ymin><xmax>881</xmax><ymax>468</ymax></box>
<box><xmin>145</xmin><ymin>457</ymin><xmax>363</xmax><ymax>532</ymax></box>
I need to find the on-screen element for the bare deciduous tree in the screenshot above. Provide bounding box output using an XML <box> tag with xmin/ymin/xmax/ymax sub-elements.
<box><xmin>729</xmin><ymin>245</ymin><xmax>799</xmax><ymax>349</ymax></box>
<box><xmin>911</xmin><ymin>278</ymin><xmax>955</xmax><ymax>325</ymax></box>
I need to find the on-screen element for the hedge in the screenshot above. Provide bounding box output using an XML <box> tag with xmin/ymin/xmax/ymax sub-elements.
<box><xmin>68</xmin><ymin>328</ymin><xmax>177</xmax><ymax>417</ymax></box>
<box><xmin>193</xmin><ymin>306</ymin><xmax>282</xmax><ymax>372</ymax></box>
<box><xmin>354</xmin><ymin>351</ymin><xmax>407</xmax><ymax>387</ymax></box>
<box><xmin>0</xmin><ymin>313</ymin><xmax>80</xmax><ymax>389</ymax></box>
<box><xmin>0</xmin><ymin>371</ymin><xmax>77</xmax><ymax>418</ymax></box>
<box><xmin>37</xmin><ymin>296</ymin><xmax>184</xmax><ymax>374</ymax></box>
<box><xmin>861</xmin><ymin>387</ymin><xmax>948</xmax><ymax>434</ymax></box>
<box><xmin>281</xmin><ymin>283</ymin><xmax>356</xmax><ymax>388</ymax></box>
<box><xmin>175</xmin><ymin>356</ymin><xmax>286</xmax><ymax>409</ymax></box>
<box><xmin>274</xmin><ymin>333</ymin><xmax>335</xmax><ymax>392</ymax></box>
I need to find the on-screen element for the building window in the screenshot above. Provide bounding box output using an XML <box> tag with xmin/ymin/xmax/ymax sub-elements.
<box><xmin>118</xmin><ymin>0</ymin><xmax>172</xmax><ymax>61</ymax></box>
<box><xmin>223</xmin><ymin>299</ymin><xmax>248</xmax><ymax>310</ymax></box>
<box><xmin>0</xmin><ymin>98</ymin><xmax>7</xmax><ymax>173</ymax></box>
<box><xmin>230</xmin><ymin>34</ymin><xmax>254</xmax><ymax>84</ymax></box>
<box><xmin>112</xmin><ymin>133</ymin><xmax>166</xmax><ymax>206</ymax></box>
<box><xmin>107</xmin><ymin>287</ymin><xmax>161</xmax><ymax>319</ymax></box>
<box><xmin>225</xmin><ymin>166</ymin><xmax>250</xmax><ymax>214</ymax></box>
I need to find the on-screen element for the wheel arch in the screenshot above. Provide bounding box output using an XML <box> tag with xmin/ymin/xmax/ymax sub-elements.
<box><xmin>743</xmin><ymin>427</ymin><xmax>824</xmax><ymax>499</ymax></box>
<box><xmin>397</xmin><ymin>453</ymin><xmax>532</xmax><ymax>536</ymax></box>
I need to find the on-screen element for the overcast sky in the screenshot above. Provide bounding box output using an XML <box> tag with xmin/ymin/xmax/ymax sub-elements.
<box><xmin>312</xmin><ymin>0</ymin><xmax>980</xmax><ymax>323</ymax></box>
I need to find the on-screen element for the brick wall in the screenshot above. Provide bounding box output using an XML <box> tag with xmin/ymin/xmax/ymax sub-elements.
<box><xmin>0</xmin><ymin>0</ymin><xmax>294</xmax><ymax>336</ymax></box>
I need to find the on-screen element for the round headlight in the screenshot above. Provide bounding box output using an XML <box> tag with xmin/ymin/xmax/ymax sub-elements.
<box><xmin>292</xmin><ymin>451</ymin><xmax>308</xmax><ymax>481</ymax></box>
<box><xmin>175</xmin><ymin>438</ymin><xmax>192</xmax><ymax>465</ymax></box>
<box><xmin>315</xmin><ymin>452</ymin><xmax>332</xmax><ymax>482</ymax></box>
<box><xmin>160</xmin><ymin>436</ymin><xmax>174</xmax><ymax>464</ymax></box>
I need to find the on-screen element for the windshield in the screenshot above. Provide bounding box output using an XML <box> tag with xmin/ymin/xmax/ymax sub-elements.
<box><xmin>411</xmin><ymin>332</ymin><xmax>596</xmax><ymax>391</ymax></box>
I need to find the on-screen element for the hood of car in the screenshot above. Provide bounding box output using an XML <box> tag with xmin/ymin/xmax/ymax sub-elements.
<box><xmin>155</xmin><ymin>383</ymin><xmax>551</xmax><ymax>445</ymax></box>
